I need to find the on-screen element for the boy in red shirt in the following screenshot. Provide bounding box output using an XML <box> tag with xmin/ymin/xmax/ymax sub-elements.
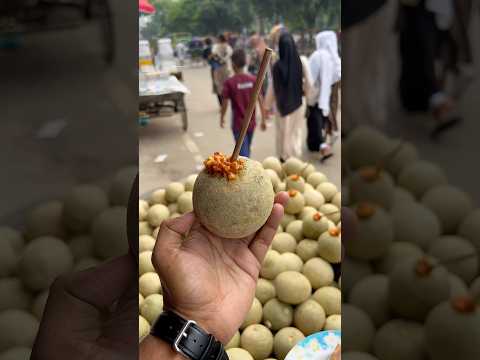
<box><xmin>221</xmin><ymin>48</ymin><xmax>266</xmax><ymax>157</ymax></box>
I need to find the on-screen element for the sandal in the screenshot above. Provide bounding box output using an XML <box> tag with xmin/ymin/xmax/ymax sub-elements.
<box><xmin>321</xmin><ymin>153</ymin><xmax>334</xmax><ymax>163</ymax></box>
<box><xmin>430</xmin><ymin>116</ymin><xmax>462</xmax><ymax>139</ymax></box>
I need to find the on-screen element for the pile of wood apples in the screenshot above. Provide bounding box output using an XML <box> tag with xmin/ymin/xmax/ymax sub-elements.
<box><xmin>138</xmin><ymin>156</ymin><xmax>342</xmax><ymax>360</ymax></box>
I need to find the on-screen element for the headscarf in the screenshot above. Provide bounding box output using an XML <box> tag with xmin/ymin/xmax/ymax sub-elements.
<box><xmin>272</xmin><ymin>33</ymin><xmax>303</xmax><ymax>116</ymax></box>
<box><xmin>309</xmin><ymin>31</ymin><xmax>341</xmax><ymax>116</ymax></box>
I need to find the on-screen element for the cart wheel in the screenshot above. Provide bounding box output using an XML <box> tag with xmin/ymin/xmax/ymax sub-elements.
<box><xmin>182</xmin><ymin>112</ymin><xmax>188</xmax><ymax>131</ymax></box>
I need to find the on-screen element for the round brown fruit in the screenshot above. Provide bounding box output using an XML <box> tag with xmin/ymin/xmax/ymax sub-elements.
<box><xmin>193</xmin><ymin>157</ymin><xmax>274</xmax><ymax>238</ymax></box>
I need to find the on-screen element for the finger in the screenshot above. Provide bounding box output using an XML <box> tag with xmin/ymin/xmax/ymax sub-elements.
<box><xmin>274</xmin><ymin>191</ymin><xmax>288</xmax><ymax>207</ymax></box>
<box><xmin>154</xmin><ymin>212</ymin><xmax>196</xmax><ymax>252</ymax></box>
<box><xmin>65</xmin><ymin>254</ymin><xmax>135</xmax><ymax>310</ymax></box>
<box><xmin>249</xmin><ymin>202</ymin><xmax>284</xmax><ymax>264</ymax></box>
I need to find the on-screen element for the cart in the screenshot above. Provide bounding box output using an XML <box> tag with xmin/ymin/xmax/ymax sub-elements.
<box><xmin>0</xmin><ymin>0</ymin><xmax>114</xmax><ymax>63</ymax></box>
<box><xmin>139</xmin><ymin>73</ymin><xmax>190</xmax><ymax>131</ymax></box>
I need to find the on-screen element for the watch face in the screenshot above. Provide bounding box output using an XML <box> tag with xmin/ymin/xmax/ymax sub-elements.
<box><xmin>285</xmin><ymin>330</ymin><xmax>341</xmax><ymax>360</ymax></box>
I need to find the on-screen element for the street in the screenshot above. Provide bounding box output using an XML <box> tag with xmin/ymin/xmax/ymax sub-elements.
<box><xmin>139</xmin><ymin>65</ymin><xmax>341</xmax><ymax>194</ymax></box>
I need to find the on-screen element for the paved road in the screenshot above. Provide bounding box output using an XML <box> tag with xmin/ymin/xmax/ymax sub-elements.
<box><xmin>139</xmin><ymin>66</ymin><xmax>341</xmax><ymax>194</ymax></box>
<box><xmin>0</xmin><ymin>3</ymin><xmax>138</xmax><ymax>221</ymax></box>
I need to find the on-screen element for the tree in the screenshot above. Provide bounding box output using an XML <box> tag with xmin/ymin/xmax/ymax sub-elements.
<box><xmin>194</xmin><ymin>0</ymin><xmax>253</xmax><ymax>34</ymax></box>
<box><xmin>142</xmin><ymin>0</ymin><xmax>339</xmax><ymax>40</ymax></box>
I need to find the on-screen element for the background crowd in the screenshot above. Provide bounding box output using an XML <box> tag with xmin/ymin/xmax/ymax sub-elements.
<box><xmin>187</xmin><ymin>26</ymin><xmax>341</xmax><ymax>163</ymax></box>
<box><xmin>343</xmin><ymin>0</ymin><xmax>476</xmax><ymax>138</ymax></box>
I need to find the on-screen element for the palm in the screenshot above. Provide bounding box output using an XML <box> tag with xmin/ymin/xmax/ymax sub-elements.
<box><xmin>153</xmin><ymin>192</ymin><xmax>287</xmax><ymax>344</ymax></box>
<box><xmin>71</xmin><ymin>300</ymin><xmax>137</xmax><ymax>360</ymax></box>
<box><xmin>32</xmin><ymin>256</ymin><xmax>138</xmax><ymax>360</ymax></box>
<box><xmin>160</xmin><ymin>222</ymin><xmax>260</xmax><ymax>343</ymax></box>
<box><xmin>90</xmin><ymin>288</ymin><xmax>138</xmax><ymax>359</ymax></box>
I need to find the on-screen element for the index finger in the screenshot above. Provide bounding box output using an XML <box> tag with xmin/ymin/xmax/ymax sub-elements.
<box><xmin>249</xmin><ymin>192</ymin><xmax>287</xmax><ymax>263</ymax></box>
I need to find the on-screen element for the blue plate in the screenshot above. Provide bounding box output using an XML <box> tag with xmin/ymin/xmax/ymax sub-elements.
<box><xmin>285</xmin><ymin>330</ymin><xmax>341</xmax><ymax>360</ymax></box>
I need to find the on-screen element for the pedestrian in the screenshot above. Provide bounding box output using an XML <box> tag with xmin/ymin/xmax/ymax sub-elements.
<box><xmin>175</xmin><ymin>41</ymin><xmax>187</xmax><ymax>66</ymax></box>
<box><xmin>307</xmin><ymin>31</ymin><xmax>341</xmax><ymax>161</ymax></box>
<box><xmin>212</xmin><ymin>34</ymin><xmax>233</xmax><ymax>107</ymax></box>
<box><xmin>247</xmin><ymin>33</ymin><xmax>262</xmax><ymax>75</ymax></box>
<box><xmin>265</xmin><ymin>33</ymin><xmax>310</xmax><ymax>162</ymax></box>
<box><xmin>202</xmin><ymin>37</ymin><xmax>215</xmax><ymax>91</ymax></box>
<box><xmin>397</xmin><ymin>0</ymin><xmax>463</xmax><ymax>137</ymax></box>
<box><xmin>269</xmin><ymin>24</ymin><xmax>286</xmax><ymax>52</ymax></box>
<box><xmin>342</xmin><ymin>0</ymin><xmax>393</xmax><ymax>135</ymax></box>
<box><xmin>220</xmin><ymin>49</ymin><xmax>266</xmax><ymax>158</ymax></box>
<box><xmin>247</xmin><ymin>34</ymin><xmax>272</xmax><ymax>96</ymax></box>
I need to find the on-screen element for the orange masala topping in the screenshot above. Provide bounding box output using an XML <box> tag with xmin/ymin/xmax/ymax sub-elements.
<box><xmin>313</xmin><ymin>212</ymin><xmax>322</xmax><ymax>221</ymax></box>
<box><xmin>290</xmin><ymin>174</ymin><xmax>300</xmax><ymax>181</ymax></box>
<box><xmin>415</xmin><ymin>258</ymin><xmax>433</xmax><ymax>277</ymax></box>
<box><xmin>356</xmin><ymin>203</ymin><xmax>376</xmax><ymax>219</ymax></box>
<box><xmin>288</xmin><ymin>190</ymin><xmax>298</xmax><ymax>197</ymax></box>
<box><xmin>359</xmin><ymin>166</ymin><xmax>380</xmax><ymax>182</ymax></box>
<box><xmin>329</xmin><ymin>227</ymin><xmax>340</xmax><ymax>237</ymax></box>
<box><xmin>204</xmin><ymin>152</ymin><xmax>245</xmax><ymax>181</ymax></box>
<box><xmin>451</xmin><ymin>296</ymin><xmax>476</xmax><ymax>313</ymax></box>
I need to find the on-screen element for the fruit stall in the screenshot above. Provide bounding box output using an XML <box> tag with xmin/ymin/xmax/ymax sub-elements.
<box><xmin>1</xmin><ymin>125</ymin><xmax>479</xmax><ymax>359</ymax></box>
<box><xmin>0</xmin><ymin>166</ymin><xmax>137</xmax><ymax>358</ymax></box>
<box><xmin>0</xmin><ymin>0</ymin><xmax>114</xmax><ymax>63</ymax></box>
<box><xmin>139</xmin><ymin>39</ymin><xmax>190</xmax><ymax>130</ymax></box>
<box><xmin>341</xmin><ymin>126</ymin><xmax>480</xmax><ymax>360</ymax></box>
<box><xmin>138</xmin><ymin>155</ymin><xmax>342</xmax><ymax>360</ymax></box>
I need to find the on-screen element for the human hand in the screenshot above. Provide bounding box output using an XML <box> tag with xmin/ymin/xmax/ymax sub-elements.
<box><xmin>330</xmin><ymin>344</ymin><xmax>341</xmax><ymax>360</ymax></box>
<box><xmin>31</xmin><ymin>255</ymin><xmax>137</xmax><ymax>360</ymax></box>
<box><xmin>220</xmin><ymin>118</ymin><xmax>225</xmax><ymax>128</ymax></box>
<box><xmin>152</xmin><ymin>192</ymin><xmax>288</xmax><ymax>344</ymax></box>
<box><xmin>261</xmin><ymin>120</ymin><xmax>267</xmax><ymax>131</ymax></box>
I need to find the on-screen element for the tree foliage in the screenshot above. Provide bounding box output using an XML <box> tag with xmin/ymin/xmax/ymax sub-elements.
<box><xmin>143</xmin><ymin>0</ymin><xmax>340</xmax><ymax>38</ymax></box>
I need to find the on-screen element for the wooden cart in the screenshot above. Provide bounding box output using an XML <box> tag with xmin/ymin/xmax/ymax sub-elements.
<box><xmin>139</xmin><ymin>91</ymin><xmax>188</xmax><ymax>131</ymax></box>
<box><xmin>0</xmin><ymin>0</ymin><xmax>114</xmax><ymax>63</ymax></box>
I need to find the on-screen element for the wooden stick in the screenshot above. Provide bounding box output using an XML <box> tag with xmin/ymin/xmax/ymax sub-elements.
<box><xmin>231</xmin><ymin>48</ymin><xmax>273</xmax><ymax>161</ymax></box>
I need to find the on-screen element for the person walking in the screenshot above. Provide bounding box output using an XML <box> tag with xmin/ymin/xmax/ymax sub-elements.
<box><xmin>307</xmin><ymin>31</ymin><xmax>341</xmax><ymax>161</ymax></box>
<box><xmin>265</xmin><ymin>33</ymin><xmax>309</xmax><ymax>162</ymax></box>
<box><xmin>397</xmin><ymin>0</ymin><xmax>463</xmax><ymax>137</ymax></box>
<box><xmin>248</xmin><ymin>34</ymin><xmax>271</xmax><ymax>96</ymax></box>
<box><xmin>212</xmin><ymin>34</ymin><xmax>233</xmax><ymax>107</ymax></box>
<box><xmin>220</xmin><ymin>49</ymin><xmax>266</xmax><ymax>158</ymax></box>
<box><xmin>202</xmin><ymin>37</ymin><xmax>215</xmax><ymax>93</ymax></box>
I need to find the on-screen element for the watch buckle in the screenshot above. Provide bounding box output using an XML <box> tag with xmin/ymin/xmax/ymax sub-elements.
<box><xmin>173</xmin><ymin>319</ymin><xmax>197</xmax><ymax>356</ymax></box>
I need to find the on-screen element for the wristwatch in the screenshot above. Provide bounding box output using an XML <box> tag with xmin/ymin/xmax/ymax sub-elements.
<box><xmin>150</xmin><ymin>311</ymin><xmax>229</xmax><ymax>360</ymax></box>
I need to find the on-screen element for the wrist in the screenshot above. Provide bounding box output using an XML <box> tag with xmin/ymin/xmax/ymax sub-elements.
<box><xmin>169</xmin><ymin>309</ymin><xmax>233</xmax><ymax>345</ymax></box>
<box><xmin>140</xmin><ymin>335</ymin><xmax>185</xmax><ymax>360</ymax></box>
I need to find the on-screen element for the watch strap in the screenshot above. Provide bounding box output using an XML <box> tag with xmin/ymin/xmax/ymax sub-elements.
<box><xmin>150</xmin><ymin>311</ymin><xmax>228</xmax><ymax>360</ymax></box>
